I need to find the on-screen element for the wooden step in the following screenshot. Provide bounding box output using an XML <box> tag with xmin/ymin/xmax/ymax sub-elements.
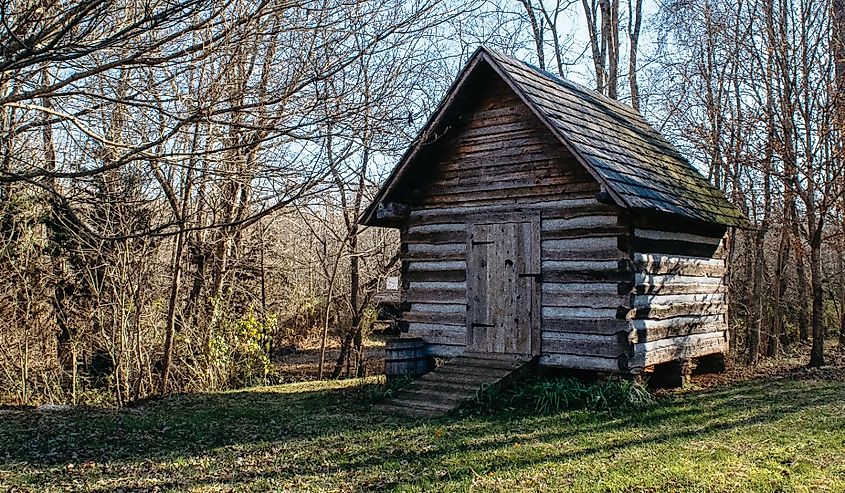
<box><xmin>418</xmin><ymin>367</ymin><xmax>499</xmax><ymax>382</ymax></box>
<box><xmin>462</xmin><ymin>351</ymin><xmax>530</xmax><ymax>362</ymax></box>
<box><xmin>407</xmin><ymin>380</ymin><xmax>483</xmax><ymax>394</ymax></box>
<box><xmin>398</xmin><ymin>388</ymin><xmax>475</xmax><ymax>404</ymax></box>
<box><xmin>430</xmin><ymin>364</ymin><xmax>513</xmax><ymax>378</ymax></box>
<box><xmin>376</xmin><ymin>352</ymin><xmax>538</xmax><ymax>417</ymax></box>
<box><xmin>388</xmin><ymin>396</ymin><xmax>456</xmax><ymax>413</ymax></box>
<box><xmin>450</xmin><ymin>356</ymin><xmax>529</xmax><ymax>371</ymax></box>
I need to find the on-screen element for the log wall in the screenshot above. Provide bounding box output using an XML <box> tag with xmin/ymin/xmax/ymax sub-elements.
<box><xmin>398</xmin><ymin>77</ymin><xmax>633</xmax><ymax>369</ymax></box>
<box><xmin>394</xmin><ymin>71</ymin><xmax>730</xmax><ymax>373</ymax></box>
<box><xmin>625</xmin><ymin>218</ymin><xmax>729</xmax><ymax>370</ymax></box>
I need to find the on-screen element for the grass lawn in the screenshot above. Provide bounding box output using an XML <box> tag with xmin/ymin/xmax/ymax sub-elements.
<box><xmin>1</xmin><ymin>370</ymin><xmax>844</xmax><ymax>492</ymax></box>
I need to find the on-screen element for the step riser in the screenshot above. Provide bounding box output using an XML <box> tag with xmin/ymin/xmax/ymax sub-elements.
<box><xmin>409</xmin><ymin>382</ymin><xmax>483</xmax><ymax>394</ymax></box>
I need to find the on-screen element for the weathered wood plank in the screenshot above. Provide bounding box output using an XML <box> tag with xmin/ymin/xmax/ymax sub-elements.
<box><xmin>543</xmin><ymin>259</ymin><xmax>623</xmax><ymax>272</ymax></box>
<box><xmin>402</xmin><ymin>311</ymin><xmax>466</xmax><ymax>325</ymax></box>
<box><xmin>405</xmin><ymin>269</ymin><xmax>466</xmax><ymax>282</ymax></box>
<box><xmin>542</xmin><ymin>226</ymin><xmax>627</xmax><ymax>241</ymax></box>
<box><xmin>542</xmin><ymin>236</ymin><xmax>621</xmax><ymax>253</ymax></box>
<box><xmin>633</xmin><ymin>292</ymin><xmax>726</xmax><ymax>308</ymax></box>
<box><xmin>404</xmin><ymin>230</ymin><xmax>467</xmax><ymax>245</ymax></box>
<box><xmin>431</xmin><ymin>175</ymin><xmax>596</xmax><ymax>197</ymax></box>
<box><xmin>407</xmin><ymin>260</ymin><xmax>466</xmax><ymax>272</ymax></box>
<box><xmin>437</xmin><ymin>152</ymin><xmax>568</xmax><ymax>173</ymax></box>
<box><xmin>410</xmin><ymin>302</ymin><xmax>466</xmax><ymax>313</ymax></box>
<box><xmin>542</xmin><ymin>317</ymin><xmax>630</xmax><ymax>335</ymax></box>
<box><xmin>407</xmin><ymin>223</ymin><xmax>464</xmax><ymax>235</ymax></box>
<box><xmin>420</xmin><ymin>183</ymin><xmax>599</xmax><ymax>207</ymax></box>
<box><xmin>634</xmin><ymin>228</ymin><xmax>724</xmax><ymax>245</ymax></box>
<box><xmin>405</xmin><ymin>250</ymin><xmax>466</xmax><ymax>262</ymax></box>
<box><xmin>543</xmin><ymin>282</ymin><xmax>623</xmax><ymax>294</ymax></box>
<box><xmin>406</xmin><ymin>326</ymin><xmax>466</xmax><ymax>346</ymax></box>
<box><xmin>633</xmin><ymin>321</ymin><xmax>726</xmax><ymax>343</ymax></box>
<box><xmin>542</xmin><ymin>215</ymin><xmax>618</xmax><ymax>231</ymax></box>
<box><xmin>542</xmin><ymin>306</ymin><xmax>621</xmax><ymax>319</ymax></box>
<box><xmin>528</xmin><ymin>213</ymin><xmax>542</xmax><ymax>355</ymax></box>
<box><xmin>629</xmin><ymin>315</ymin><xmax>725</xmax><ymax>332</ymax></box>
<box><xmin>404</xmin><ymin>288</ymin><xmax>466</xmax><ymax>304</ymax></box>
<box><xmin>539</xmin><ymin>353</ymin><xmax>624</xmax><ymax>371</ymax></box>
<box><xmin>634</xmin><ymin>272</ymin><xmax>724</xmax><ymax>287</ymax></box>
<box><xmin>436</xmin><ymin>163</ymin><xmax>587</xmax><ymax>187</ymax></box>
<box><xmin>425</xmin><ymin>344</ymin><xmax>465</xmax><ymax>358</ymax></box>
<box><xmin>542</xmin><ymin>269</ymin><xmax>631</xmax><ymax>283</ymax></box>
<box><xmin>633</xmin><ymin>282</ymin><xmax>726</xmax><ymax>296</ymax></box>
<box><xmin>633</xmin><ymin>253</ymin><xmax>725</xmax><ymax>277</ymax></box>
<box><xmin>542</xmin><ymin>248</ymin><xmax>628</xmax><ymax>261</ymax></box>
<box><xmin>466</xmin><ymin>222</ymin><xmax>488</xmax><ymax>351</ymax></box>
<box><xmin>542</xmin><ymin>290</ymin><xmax>630</xmax><ymax>309</ymax></box>
<box><xmin>631</xmin><ymin>237</ymin><xmax>723</xmax><ymax>257</ymax></box>
<box><xmin>628</xmin><ymin>301</ymin><xmax>727</xmax><ymax>320</ymax></box>
<box><xmin>410</xmin><ymin>198</ymin><xmax>598</xmax><ymax>217</ymax></box>
<box><xmin>405</xmin><ymin>240</ymin><xmax>464</xmax><ymax>256</ymax></box>
<box><xmin>541</xmin><ymin>203</ymin><xmax>620</xmax><ymax>220</ymax></box>
<box><xmin>541</xmin><ymin>333</ymin><xmax>627</xmax><ymax>358</ymax></box>
<box><xmin>630</xmin><ymin>331</ymin><xmax>728</xmax><ymax>367</ymax></box>
<box><xmin>408</xmin><ymin>281</ymin><xmax>466</xmax><ymax>290</ymax></box>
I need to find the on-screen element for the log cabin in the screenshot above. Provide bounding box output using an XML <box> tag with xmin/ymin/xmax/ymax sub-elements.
<box><xmin>362</xmin><ymin>47</ymin><xmax>746</xmax><ymax>410</ymax></box>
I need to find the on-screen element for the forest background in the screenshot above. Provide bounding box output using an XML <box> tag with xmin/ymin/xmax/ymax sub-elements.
<box><xmin>1</xmin><ymin>0</ymin><xmax>843</xmax><ymax>405</ymax></box>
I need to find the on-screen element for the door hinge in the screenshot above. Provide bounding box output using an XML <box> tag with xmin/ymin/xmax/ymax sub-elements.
<box><xmin>471</xmin><ymin>240</ymin><xmax>494</xmax><ymax>246</ymax></box>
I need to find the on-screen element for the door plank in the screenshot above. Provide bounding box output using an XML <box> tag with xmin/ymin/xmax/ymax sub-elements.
<box><xmin>465</xmin><ymin>214</ymin><xmax>540</xmax><ymax>355</ymax></box>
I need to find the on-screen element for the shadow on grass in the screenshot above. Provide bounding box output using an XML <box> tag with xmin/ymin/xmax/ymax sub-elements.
<box><xmin>1</xmin><ymin>374</ymin><xmax>843</xmax><ymax>492</ymax></box>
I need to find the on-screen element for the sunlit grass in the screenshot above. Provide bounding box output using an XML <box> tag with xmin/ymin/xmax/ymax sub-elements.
<box><xmin>1</xmin><ymin>373</ymin><xmax>843</xmax><ymax>492</ymax></box>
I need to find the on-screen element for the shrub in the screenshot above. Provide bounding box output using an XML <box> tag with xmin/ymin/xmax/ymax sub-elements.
<box><xmin>365</xmin><ymin>374</ymin><xmax>412</xmax><ymax>402</ymax></box>
<box><xmin>474</xmin><ymin>376</ymin><xmax>656</xmax><ymax>415</ymax></box>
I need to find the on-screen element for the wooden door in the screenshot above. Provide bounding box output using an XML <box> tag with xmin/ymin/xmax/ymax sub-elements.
<box><xmin>466</xmin><ymin>214</ymin><xmax>540</xmax><ymax>355</ymax></box>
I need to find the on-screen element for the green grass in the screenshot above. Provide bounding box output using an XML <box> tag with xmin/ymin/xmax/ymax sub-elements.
<box><xmin>1</xmin><ymin>374</ymin><xmax>844</xmax><ymax>492</ymax></box>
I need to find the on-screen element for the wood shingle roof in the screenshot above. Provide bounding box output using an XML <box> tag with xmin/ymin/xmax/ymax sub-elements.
<box><xmin>362</xmin><ymin>46</ymin><xmax>746</xmax><ymax>227</ymax></box>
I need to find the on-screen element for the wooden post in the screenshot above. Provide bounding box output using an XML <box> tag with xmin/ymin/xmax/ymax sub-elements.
<box><xmin>680</xmin><ymin>359</ymin><xmax>696</xmax><ymax>387</ymax></box>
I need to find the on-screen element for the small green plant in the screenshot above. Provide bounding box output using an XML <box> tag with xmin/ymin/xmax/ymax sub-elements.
<box><xmin>475</xmin><ymin>381</ymin><xmax>504</xmax><ymax>406</ymax></box>
<box><xmin>365</xmin><ymin>374</ymin><xmax>413</xmax><ymax>402</ymax></box>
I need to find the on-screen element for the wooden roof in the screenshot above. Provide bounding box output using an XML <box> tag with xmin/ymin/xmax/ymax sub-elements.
<box><xmin>362</xmin><ymin>46</ymin><xmax>746</xmax><ymax>227</ymax></box>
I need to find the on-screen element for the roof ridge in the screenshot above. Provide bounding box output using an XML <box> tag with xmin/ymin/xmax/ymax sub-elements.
<box><xmin>361</xmin><ymin>45</ymin><xmax>747</xmax><ymax>227</ymax></box>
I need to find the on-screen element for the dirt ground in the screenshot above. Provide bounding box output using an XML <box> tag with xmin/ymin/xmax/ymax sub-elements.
<box><xmin>271</xmin><ymin>335</ymin><xmax>388</xmax><ymax>382</ymax></box>
<box><xmin>691</xmin><ymin>341</ymin><xmax>845</xmax><ymax>390</ymax></box>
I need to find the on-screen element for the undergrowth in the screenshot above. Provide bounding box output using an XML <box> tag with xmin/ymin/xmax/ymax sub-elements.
<box><xmin>363</xmin><ymin>374</ymin><xmax>412</xmax><ymax>402</ymax></box>
<box><xmin>471</xmin><ymin>376</ymin><xmax>657</xmax><ymax>415</ymax></box>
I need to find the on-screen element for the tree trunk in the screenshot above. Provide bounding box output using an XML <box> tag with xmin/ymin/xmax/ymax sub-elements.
<box><xmin>839</xmin><ymin>249</ymin><xmax>845</xmax><ymax>350</ymax></box>
<box><xmin>331</xmin><ymin>330</ymin><xmax>354</xmax><ymax>379</ymax></box>
<box><xmin>833</xmin><ymin>0</ymin><xmax>845</xmax><ymax>350</ymax></box>
<box><xmin>627</xmin><ymin>0</ymin><xmax>642</xmax><ymax>109</ymax></box>
<box><xmin>749</xmin><ymin>227</ymin><xmax>765</xmax><ymax>364</ymax></box>
<box><xmin>582</xmin><ymin>0</ymin><xmax>605</xmax><ymax>92</ymax></box>
<box><xmin>808</xmin><ymin>225</ymin><xmax>825</xmax><ymax>367</ymax></box>
<box><xmin>788</xmin><ymin>200</ymin><xmax>811</xmax><ymax>342</ymax></box>
<box><xmin>160</xmin><ymin>230</ymin><xmax>185</xmax><ymax>394</ymax></box>
<box><xmin>519</xmin><ymin>0</ymin><xmax>545</xmax><ymax>70</ymax></box>
<box><xmin>769</xmin><ymin>223</ymin><xmax>790</xmax><ymax>356</ymax></box>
